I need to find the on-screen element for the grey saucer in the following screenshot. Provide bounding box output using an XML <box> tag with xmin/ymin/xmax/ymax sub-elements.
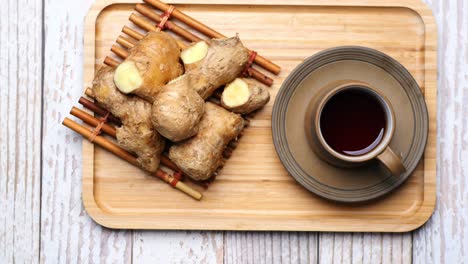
<box><xmin>271</xmin><ymin>46</ymin><xmax>429</xmax><ymax>203</ymax></box>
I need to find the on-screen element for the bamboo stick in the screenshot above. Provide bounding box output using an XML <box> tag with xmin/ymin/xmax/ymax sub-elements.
<box><xmin>133</xmin><ymin>6</ymin><xmax>200</xmax><ymax>42</ymax></box>
<box><xmin>129</xmin><ymin>12</ymin><xmax>273</xmax><ymax>87</ymax></box>
<box><xmin>117</xmin><ymin>35</ymin><xmax>137</xmax><ymax>49</ymax></box>
<box><xmin>111</xmin><ymin>45</ymin><xmax>129</xmax><ymax>58</ymax></box>
<box><xmin>142</xmin><ymin>0</ymin><xmax>281</xmax><ymax>75</ymax></box>
<box><xmin>154</xmin><ymin>170</ymin><xmax>200</xmax><ymax>199</ymax></box>
<box><xmin>63</xmin><ymin>118</ymin><xmax>202</xmax><ymax>200</ymax></box>
<box><xmin>63</xmin><ymin>118</ymin><xmax>139</xmax><ymax>166</ymax></box>
<box><xmin>122</xmin><ymin>26</ymin><xmax>144</xmax><ymax>40</ymax></box>
<box><xmin>70</xmin><ymin>107</ymin><xmax>117</xmax><ymax>136</ymax></box>
<box><xmin>104</xmin><ymin>56</ymin><xmax>119</xmax><ymax>67</ymax></box>
<box><xmin>78</xmin><ymin>97</ymin><xmax>122</xmax><ymax>125</ymax></box>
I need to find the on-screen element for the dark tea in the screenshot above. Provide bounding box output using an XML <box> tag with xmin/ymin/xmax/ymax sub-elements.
<box><xmin>319</xmin><ymin>88</ymin><xmax>386</xmax><ymax>156</ymax></box>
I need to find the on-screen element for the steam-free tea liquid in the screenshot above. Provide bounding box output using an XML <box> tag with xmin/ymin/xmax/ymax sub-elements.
<box><xmin>319</xmin><ymin>88</ymin><xmax>386</xmax><ymax>156</ymax></box>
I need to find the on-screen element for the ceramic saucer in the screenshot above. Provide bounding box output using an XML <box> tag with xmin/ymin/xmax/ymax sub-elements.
<box><xmin>272</xmin><ymin>46</ymin><xmax>428</xmax><ymax>203</ymax></box>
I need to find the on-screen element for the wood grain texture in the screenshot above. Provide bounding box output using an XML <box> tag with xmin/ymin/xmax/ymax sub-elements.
<box><xmin>413</xmin><ymin>0</ymin><xmax>468</xmax><ymax>263</ymax></box>
<box><xmin>133</xmin><ymin>231</ymin><xmax>223</xmax><ymax>263</ymax></box>
<box><xmin>40</xmin><ymin>0</ymin><xmax>132</xmax><ymax>263</ymax></box>
<box><xmin>224</xmin><ymin>232</ymin><xmax>317</xmax><ymax>264</ymax></box>
<box><xmin>0</xmin><ymin>0</ymin><xmax>42</xmax><ymax>263</ymax></box>
<box><xmin>319</xmin><ymin>233</ymin><xmax>412</xmax><ymax>264</ymax></box>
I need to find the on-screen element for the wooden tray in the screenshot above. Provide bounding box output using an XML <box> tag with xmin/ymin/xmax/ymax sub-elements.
<box><xmin>82</xmin><ymin>0</ymin><xmax>437</xmax><ymax>232</ymax></box>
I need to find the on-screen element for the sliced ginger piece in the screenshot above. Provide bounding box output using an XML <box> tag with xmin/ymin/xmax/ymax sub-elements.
<box><xmin>180</xmin><ymin>41</ymin><xmax>209</xmax><ymax>64</ymax></box>
<box><xmin>222</xmin><ymin>78</ymin><xmax>251</xmax><ymax>107</ymax></box>
<box><xmin>114</xmin><ymin>61</ymin><xmax>143</xmax><ymax>94</ymax></box>
<box><xmin>221</xmin><ymin>78</ymin><xmax>270</xmax><ymax>114</ymax></box>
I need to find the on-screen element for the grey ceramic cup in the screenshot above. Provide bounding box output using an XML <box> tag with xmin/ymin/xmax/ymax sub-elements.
<box><xmin>304</xmin><ymin>80</ymin><xmax>406</xmax><ymax>177</ymax></box>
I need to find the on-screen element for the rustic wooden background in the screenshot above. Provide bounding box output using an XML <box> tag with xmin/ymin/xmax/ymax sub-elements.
<box><xmin>0</xmin><ymin>0</ymin><xmax>466</xmax><ymax>263</ymax></box>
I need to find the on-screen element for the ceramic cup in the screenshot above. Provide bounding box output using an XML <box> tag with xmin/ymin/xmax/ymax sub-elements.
<box><xmin>304</xmin><ymin>80</ymin><xmax>406</xmax><ymax>177</ymax></box>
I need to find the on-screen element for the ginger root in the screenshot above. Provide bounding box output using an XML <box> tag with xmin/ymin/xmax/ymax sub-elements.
<box><xmin>169</xmin><ymin>102</ymin><xmax>245</xmax><ymax>181</ymax></box>
<box><xmin>182</xmin><ymin>36</ymin><xmax>250</xmax><ymax>99</ymax></box>
<box><xmin>92</xmin><ymin>66</ymin><xmax>165</xmax><ymax>172</ymax></box>
<box><xmin>114</xmin><ymin>31</ymin><xmax>183</xmax><ymax>102</ymax></box>
<box><xmin>151</xmin><ymin>75</ymin><xmax>205</xmax><ymax>142</ymax></box>
<box><xmin>221</xmin><ymin>78</ymin><xmax>270</xmax><ymax>114</ymax></box>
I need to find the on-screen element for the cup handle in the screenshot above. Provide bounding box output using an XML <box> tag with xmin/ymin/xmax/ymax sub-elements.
<box><xmin>376</xmin><ymin>147</ymin><xmax>406</xmax><ymax>177</ymax></box>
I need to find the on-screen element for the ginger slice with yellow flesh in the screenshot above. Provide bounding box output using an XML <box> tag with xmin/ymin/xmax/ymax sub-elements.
<box><xmin>180</xmin><ymin>41</ymin><xmax>209</xmax><ymax>64</ymax></box>
<box><xmin>114</xmin><ymin>61</ymin><xmax>143</xmax><ymax>94</ymax></box>
<box><xmin>222</xmin><ymin>78</ymin><xmax>251</xmax><ymax>107</ymax></box>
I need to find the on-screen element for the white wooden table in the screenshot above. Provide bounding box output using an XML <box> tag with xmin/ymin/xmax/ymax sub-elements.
<box><xmin>0</xmin><ymin>0</ymin><xmax>466</xmax><ymax>263</ymax></box>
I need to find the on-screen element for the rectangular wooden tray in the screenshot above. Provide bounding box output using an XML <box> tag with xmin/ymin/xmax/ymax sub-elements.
<box><xmin>82</xmin><ymin>0</ymin><xmax>437</xmax><ymax>232</ymax></box>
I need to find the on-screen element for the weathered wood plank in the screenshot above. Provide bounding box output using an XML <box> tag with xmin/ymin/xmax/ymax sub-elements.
<box><xmin>0</xmin><ymin>0</ymin><xmax>42</xmax><ymax>263</ymax></box>
<box><xmin>224</xmin><ymin>232</ymin><xmax>318</xmax><ymax>264</ymax></box>
<box><xmin>413</xmin><ymin>0</ymin><xmax>468</xmax><ymax>263</ymax></box>
<box><xmin>133</xmin><ymin>231</ymin><xmax>224</xmax><ymax>264</ymax></box>
<box><xmin>319</xmin><ymin>233</ymin><xmax>412</xmax><ymax>264</ymax></box>
<box><xmin>40</xmin><ymin>1</ymin><xmax>132</xmax><ymax>263</ymax></box>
